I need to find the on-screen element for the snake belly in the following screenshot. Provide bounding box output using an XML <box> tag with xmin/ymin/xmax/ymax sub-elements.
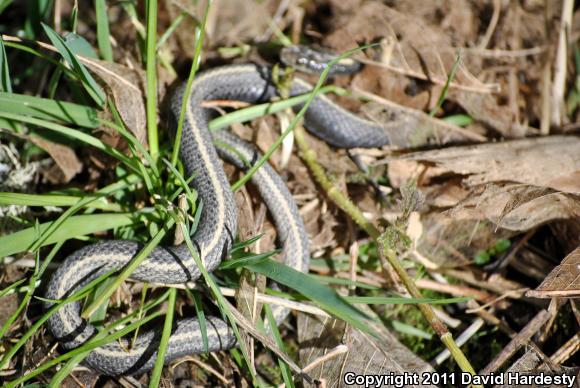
<box><xmin>44</xmin><ymin>64</ymin><xmax>390</xmax><ymax>376</ymax></box>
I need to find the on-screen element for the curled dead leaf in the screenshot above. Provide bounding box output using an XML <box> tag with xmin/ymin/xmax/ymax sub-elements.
<box><xmin>526</xmin><ymin>247</ymin><xmax>580</xmax><ymax>298</ymax></box>
<box><xmin>447</xmin><ymin>183</ymin><xmax>580</xmax><ymax>232</ymax></box>
<box><xmin>298</xmin><ymin>309</ymin><xmax>436</xmax><ymax>387</ymax></box>
<box><xmin>392</xmin><ymin>136</ymin><xmax>580</xmax><ymax>194</ymax></box>
<box><xmin>81</xmin><ymin>59</ymin><xmax>147</xmax><ymax>146</ymax></box>
<box><xmin>29</xmin><ymin>134</ymin><xmax>82</xmax><ymax>183</ymax></box>
<box><xmin>355</xmin><ymin>90</ymin><xmax>486</xmax><ymax>149</ymax></box>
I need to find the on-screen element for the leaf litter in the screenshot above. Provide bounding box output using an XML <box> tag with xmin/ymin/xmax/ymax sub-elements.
<box><xmin>0</xmin><ymin>0</ymin><xmax>579</xmax><ymax>386</ymax></box>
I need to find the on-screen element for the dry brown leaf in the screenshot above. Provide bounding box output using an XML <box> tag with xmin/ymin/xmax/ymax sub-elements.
<box><xmin>355</xmin><ymin>91</ymin><xmax>486</xmax><ymax>148</ymax></box>
<box><xmin>423</xmin><ymin>183</ymin><xmax>470</xmax><ymax>208</ymax></box>
<box><xmin>0</xmin><ymin>35</ymin><xmax>147</xmax><ymax>146</ymax></box>
<box><xmin>453</xmin><ymin>92</ymin><xmax>527</xmax><ymax>138</ymax></box>
<box><xmin>0</xmin><ymin>294</ymin><xmax>20</xmax><ymax>328</ymax></box>
<box><xmin>82</xmin><ymin>59</ymin><xmax>147</xmax><ymax>146</ymax></box>
<box><xmin>394</xmin><ymin>136</ymin><xmax>580</xmax><ymax>193</ymax></box>
<box><xmin>385</xmin><ymin>136</ymin><xmax>580</xmax><ymax>232</ymax></box>
<box><xmin>447</xmin><ymin>183</ymin><xmax>580</xmax><ymax>232</ymax></box>
<box><xmin>232</xmin><ymin>178</ymin><xmax>282</xmax><ymax>349</ymax></box>
<box><xmin>526</xmin><ymin>247</ymin><xmax>580</xmax><ymax>298</ymax></box>
<box><xmin>298</xmin><ymin>310</ymin><xmax>435</xmax><ymax>387</ymax></box>
<box><xmin>545</xmin><ymin>171</ymin><xmax>580</xmax><ymax>194</ymax></box>
<box><xmin>29</xmin><ymin>134</ymin><xmax>82</xmax><ymax>183</ymax></box>
<box><xmin>493</xmin><ymin>349</ymin><xmax>578</xmax><ymax>388</ymax></box>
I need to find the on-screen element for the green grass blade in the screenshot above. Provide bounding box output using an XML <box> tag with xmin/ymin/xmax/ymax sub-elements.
<box><xmin>154</xmin><ymin>164</ymin><xmax>251</xmax><ymax>376</ymax></box>
<box><xmin>190</xmin><ymin>289</ymin><xmax>209</xmax><ymax>352</ymax></box>
<box><xmin>230</xmin><ymin>233</ymin><xmax>264</xmax><ymax>252</ymax></box>
<box><xmin>81</xmin><ymin>216</ymin><xmax>174</xmax><ymax>318</ymax></box>
<box><xmin>157</xmin><ymin>12</ymin><xmax>185</xmax><ymax>50</ymax></box>
<box><xmin>0</xmin><ymin>213</ymin><xmax>136</xmax><ymax>257</ymax></box>
<box><xmin>95</xmin><ymin>0</ymin><xmax>113</xmax><ymax>61</ymax></box>
<box><xmin>264</xmin><ymin>305</ymin><xmax>294</xmax><ymax>388</ymax></box>
<box><xmin>207</xmin><ymin>85</ymin><xmax>342</xmax><ymax>131</ymax></box>
<box><xmin>145</xmin><ymin>0</ymin><xmax>159</xmax><ymax>158</ymax></box>
<box><xmin>0</xmin><ymin>92</ymin><xmax>98</xmax><ymax>127</ymax></box>
<box><xmin>87</xmin><ymin>280</ymin><xmax>116</xmax><ymax>326</ymax></box>
<box><xmin>0</xmin><ymin>267</ymin><xmax>116</xmax><ymax>369</ymax></box>
<box><xmin>442</xmin><ymin>113</ymin><xmax>473</xmax><ymax>127</ymax></box>
<box><xmin>33</xmin><ymin>174</ymin><xmax>140</xmax><ymax>255</ymax></box>
<box><xmin>48</xmin><ymin>289</ymin><xmax>171</xmax><ymax>385</ymax></box>
<box><xmin>130</xmin><ymin>285</ymin><xmax>149</xmax><ymax>348</ymax></box>
<box><xmin>103</xmin><ymin>103</ymin><xmax>160</xmax><ymax>188</ymax></box>
<box><xmin>429</xmin><ymin>50</ymin><xmax>461</xmax><ymax>117</ymax></box>
<box><xmin>219</xmin><ymin>250</ymin><xmax>277</xmax><ymax>270</ymax></box>
<box><xmin>170</xmin><ymin>0</ymin><xmax>212</xmax><ymax>166</ymax></box>
<box><xmin>40</xmin><ymin>23</ymin><xmax>106</xmax><ymax>107</ymax></box>
<box><xmin>119</xmin><ymin>1</ymin><xmax>145</xmax><ymax>39</ymax></box>
<box><xmin>47</xmin><ymin>66</ymin><xmax>64</xmax><ymax>99</ymax></box>
<box><xmin>70</xmin><ymin>1</ymin><xmax>79</xmax><ymax>32</ymax></box>
<box><xmin>5</xmin><ymin>310</ymin><xmax>165</xmax><ymax>387</ymax></box>
<box><xmin>0</xmin><ymin>173</ymin><xmax>139</xmax><ymax>259</ymax></box>
<box><xmin>103</xmin><ymin>101</ymin><xmax>160</xmax><ymax>179</ymax></box>
<box><xmin>247</xmin><ymin>259</ymin><xmax>378</xmax><ymax>338</ymax></box>
<box><xmin>267</xmin><ymin>19</ymin><xmax>292</xmax><ymax>47</ymax></box>
<box><xmin>0</xmin><ymin>278</ymin><xmax>27</xmax><ymax>298</ymax></box>
<box><xmin>230</xmin><ymin>45</ymin><xmax>375</xmax><ymax>192</ymax></box>
<box><xmin>0</xmin><ymin>0</ymin><xmax>14</xmax><ymax>15</ymax></box>
<box><xmin>24</xmin><ymin>0</ymin><xmax>50</xmax><ymax>39</ymax></box>
<box><xmin>0</xmin><ymin>192</ymin><xmax>121</xmax><ymax>211</ymax></box>
<box><xmin>163</xmin><ymin>158</ymin><xmax>197</xmax><ymax>208</ymax></box>
<box><xmin>308</xmin><ymin>274</ymin><xmax>379</xmax><ymax>290</ymax></box>
<box><xmin>0</xmin><ymin>112</ymin><xmax>139</xmax><ymax>172</ymax></box>
<box><xmin>0</xmin><ymin>242</ymin><xmax>63</xmax><ymax>342</ymax></box>
<box><xmin>181</xmin><ymin>228</ymin><xmax>258</xmax><ymax>384</ymax></box>
<box><xmin>64</xmin><ymin>33</ymin><xmax>99</xmax><ymax>59</ymax></box>
<box><xmin>149</xmin><ymin>287</ymin><xmax>177</xmax><ymax>387</ymax></box>
<box><xmin>2</xmin><ymin>40</ymin><xmax>75</xmax><ymax>77</ymax></box>
<box><xmin>99</xmin><ymin>119</ymin><xmax>159</xmax><ymax>192</ymax></box>
<box><xmin>0</xmin><ymin>35</ymin><xmax>12</xmax><ymax>92</ymax></box>
<box><xmin>391</xmin><ymin>320</ymin><xmax>433</xmax><ymax>339</ymax></box>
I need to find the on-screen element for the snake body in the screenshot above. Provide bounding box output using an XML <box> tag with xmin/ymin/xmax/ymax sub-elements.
<box><xmin>45</xmin><ymin>57</ymin><xmax>390</xmax><ymax>376</ymax></box>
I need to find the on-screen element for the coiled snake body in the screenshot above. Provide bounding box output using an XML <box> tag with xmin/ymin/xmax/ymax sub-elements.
<box><xmin>45</xmin><ymin>51</ymin><xmax>390</xmax><ymax>376</ymax></box>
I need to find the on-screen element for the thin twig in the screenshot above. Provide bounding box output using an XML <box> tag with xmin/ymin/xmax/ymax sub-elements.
<box><xmin>477</xmin><ymin>0</ymin><xmax>501</xmax><ymax>49</ymax></box>
<box><xmin>293</xmin><ymin>124</ymin><xmax>481</xmax><ymax>385</ymax></box>
<box><xmin>551</xmin><ymin>0</ymin><xmax>574</xmax><ymax>126</ymax></box>
<box><xmin>464</xmin><ymin>46</ymin><xmax>545</xmax><ymax>58</ymax></box>
<box><xmin>142</xmin><ymin>280</ymin><xmax>331</xmax><ymax>317</ymax></box>
<box><xmin>480</xmin><ymin>309</ymin><xmax>551</xmax><ymax>374</ymax></box>
<box><xmin>431</xmin><ymin>318</ymin><xmax>485</xmax><ymax>366</ymax></box>
<box><xmin>172</xmin><ymin>356</ymin><xmax>229</xmax><ymax>385</ymax></box>
<box><xmin>222</xmin><ymin>298</ymin><xmax>313</xmax><ymax>384</ymax></box>
<box><xmin>357</xmin><ymin>57</ymin><xmax>499</xmax><ymax>94</ymax></box>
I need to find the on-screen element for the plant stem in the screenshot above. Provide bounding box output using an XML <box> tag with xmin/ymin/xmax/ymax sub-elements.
<box><xmin>293</xmin><ymin>125</ymin><xmax>481</xmax><ymax>387</ymax></box>
<box><xmin>149</xmin><ymin>287</ymin><xmax>177</xmax><ymax>387</ymax></box>
<box><xmin>295</xmin><ymin>129</ymin><xmax>379</xmax><ymax>239</ymax></box>
<box><xmin>378</xmin><ymin>235</ymin><xmax>479</xmax><ymax>383</ymax></box>
<box><xmin>170</xmin><ymin>0</ymin><xmax>212</xmax><ymax>166</ymax></box>
<box><xmin>145</xmin><ymin>0</ymin><xmax>158</xmax><ymax>159</ymax></box>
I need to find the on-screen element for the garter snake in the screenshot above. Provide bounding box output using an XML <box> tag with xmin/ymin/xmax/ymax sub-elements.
<box><xmin>44</xmin><ymin>46</ymin><xmax>390</xmax><ymax>376</ymax></box>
